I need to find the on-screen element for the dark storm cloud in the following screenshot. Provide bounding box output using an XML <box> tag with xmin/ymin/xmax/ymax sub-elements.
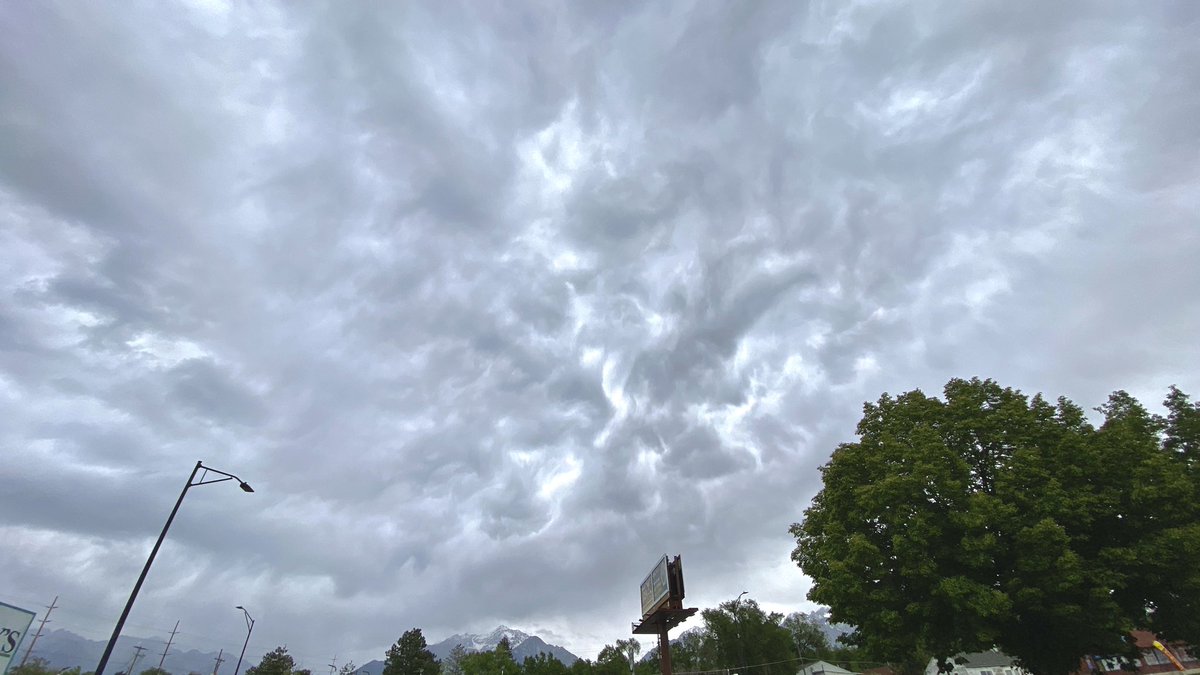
<box><xmin>2</xmin><ymin>0</ymin><xmax>1198</xmax><ymax>663</ymax></box>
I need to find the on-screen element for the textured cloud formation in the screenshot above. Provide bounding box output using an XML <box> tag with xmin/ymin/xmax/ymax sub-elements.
<box><xmin>2</xmin><ymin>0</ymin><xmax>1198</xmax><ymax>666</ymax></box>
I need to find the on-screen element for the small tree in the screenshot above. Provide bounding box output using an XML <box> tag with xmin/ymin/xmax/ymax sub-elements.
<box><xmin>384</xmin><ymin>629</ymin><xmax>440</xmax><ymax>675</ymax></box>
<box><xmin>246</xmin><ymin>647</ymin><xmax>297</xmax><ymax>675</ymax></box>
<box><xmin>614</xmin><ymin>640</ymin><xmax>640</xmax><ymax>675</ymax></box>
<box><xmin>495</xmin><ymin>638</ymin><xmax>513</xmax><ymax>664</ymax></box>
<box><xmin>567</xmin><ymin>659</ymin><xmax>592</xmax><ymax>675</ymax></box>
<box><xmin>442</xmin><ymin>646</ymin><xmax>467</xmax><ymax>675</ymax></box>
<box><xmin>9</xmin><ymin>659</ymin><xmax>55</xmax><ymax>675</ymax></box>
<box><xmin>592</xmin><ymin>647</ymin><xmax>627</xmax><ymax>675</ymax></box>
<box><xmin>781</xmin><ymin>613</ymin><xmax>831</xmax><ymax>660</ymax></box>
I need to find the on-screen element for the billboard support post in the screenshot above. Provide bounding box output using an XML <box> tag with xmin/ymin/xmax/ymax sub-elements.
<box><xmin>632</xmin><ymin>556</ymin><xmax>697</xmax><ymax>675</ymax></box>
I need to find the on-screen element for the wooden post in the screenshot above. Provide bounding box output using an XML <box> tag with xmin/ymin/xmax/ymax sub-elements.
<box><xmin>659</xmin><ymin>624</ymin><xmax>672</xmax><ymax>675</ymax></box>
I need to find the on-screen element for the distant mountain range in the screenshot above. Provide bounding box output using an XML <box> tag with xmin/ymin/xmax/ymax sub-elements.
<box><xmin>23</xmin><ymin>626</ymin><xmax>578</xmax><ymax>675</ymax></box>
<box><xmin>21</xmin><ymin>628</ymin><xmax>245</xmax><ymax>675</ymax></box>
<box><xmin>356</xmin><ymin>626</ymin><xmax>579</xmax><ymax>675</ymax></box>
<box><xmin>23</xmin><ymin>614</ymin><xmax>843</xmax><ymax>675</ymax></box>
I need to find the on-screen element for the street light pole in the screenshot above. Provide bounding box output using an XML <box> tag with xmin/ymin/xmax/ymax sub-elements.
<box><xmin>734</xmin><ymin>591</ymin><xmax>748</xmax><ymax>673</ymax></box>
<box><xmin>95</xmin><ymin>461</ymin><xmax>254</xmax><ymax>675</ymax></box>
<box><xmin>233</xmin><ymin>606</ymin><xmax>256</xmax><ymax>675</ymax></box>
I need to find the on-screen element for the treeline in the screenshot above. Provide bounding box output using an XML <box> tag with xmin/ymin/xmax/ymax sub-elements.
<box><xmin>7</xmin><ymin>597</ymin><xmax>864</xmax><ymax>675</ymax></box>
<box><xmin>358</xmin><ymin>601</ymin><xmax>865</xmax><ymax>675</ymax></box>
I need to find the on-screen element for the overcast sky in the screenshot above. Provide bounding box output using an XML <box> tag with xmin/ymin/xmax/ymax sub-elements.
<box><xmin>2</xmin><ymin>0</ymin><xmax>1198</xmax><ymax>668</ymax></box>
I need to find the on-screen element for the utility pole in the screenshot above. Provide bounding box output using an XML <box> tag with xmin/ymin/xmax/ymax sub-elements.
<box><xmin>327</xmin><ymin>656</ymin><xmax>338</xmax><ymax>675</ymax></box>
<box><xmin>734</xmin><ymin>591</ymin><xmax>748</xmax><ymax>675</ymax></box>
<box><xmin>127</xmin><ymin>646</ymin><xmax>147</xmax><ymax>675</ymax></box>
<box><xmin>213</xmin><ymin>649</ymin><xmax>226</xmax><ymax>675</ymax></box>
<box><xmin>158</xmin><ymin>621</ymin><xmax>181</xmax><ymax>669</ymax></box>
<box><xmin>19</xmin><ymin>595</ymin><xmax>58</xmax><ymax>667</ymax></box>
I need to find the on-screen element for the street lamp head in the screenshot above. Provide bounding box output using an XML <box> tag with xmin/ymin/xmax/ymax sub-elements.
<box><xmin>239</xmin><ymin>481</ymin><xmax>254</xmax><ymax>493</ymax></box>
<box><xmin>236</xmin><ymin>606</ymin><xmax>245</xmax><ymax>610</ymax></box>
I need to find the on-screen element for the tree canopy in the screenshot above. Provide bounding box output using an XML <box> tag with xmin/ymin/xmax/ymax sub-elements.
<box><xmin>384</xmin><ymin>629</ymin><xmax>441</xmax><ymax>675</ymax></box>
<box><xmin>246</xmin><ymin>647</ymin><xmax>301</xmax><ymax>675</ymax></box>
<box><xmin>442</xmin><ymin>645</ymin><xmax>468</xmax><ymax>675</ymax></box>
<box><xmin>459</xmin><ymin>639</ymin><xmax>518</xmax><ymax>675</ymax></box>
<box><xmin>791</xmin><ymin>378</ymin><xmax>1200</xmax><ymax>675</ymax></box>
<box><xmin>780</xmin><ymin>613</ymin><xmax>832</xmax><ymax>661</ymax></box>
<box><xmin>701</xmin><ymin>598</ymin><xmax>796</xmax><ymax>675</ymax></box>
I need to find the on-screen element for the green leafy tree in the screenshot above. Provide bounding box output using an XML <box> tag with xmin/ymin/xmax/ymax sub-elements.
<box><xmin>246</xmin><ymin>647</ymin><xmax>298</xmax><ymax>675</ymax></box>
<box><xmin>384</xmin><ymin>629</ymin><xmax>440</xmax><ymax>675</ymax></box>
<box><xmin>700</xmin><ymin>598</ymin><xmax>795</xmax><ymax>675</ymax></box>
<box><xmin>460</xmin><ymin>649</ymin><xmax>515</xmax><ymax>675</ymax></box>
<box><xmin>667</xmin><ymin>627</ymin><xmax>716</xmax><ymax>673</ymax></box>
<box><xmin>443</xmin><ymin>646</ymin><xmax>468</xmax><ymax>675</ymax></box>
<box><xmin>791</xmin><ymin>378</ymin><xmax>1200</xmax><ymax>675</ymax></box>
<box><xmin>781</xmin><ymin>613</ymin><xmax>832</xmax><ymax>660</ymax></box>
<box><xmin>522</xmin><ymin>653</ymin><xmax>569</xmax><ymax>675</ymax></box>
<box><xmin>139</xmin><ymin>668</ymin><xmax>170</xmax><ymax>675</ymax></box>
<box><xmin>567</xmin><ymin>659</ymin><xmax>592</xmax><ymax>675</ymax></box>
<box><xmin>495</xmin><ymin>639</ymin><xmax>513</xmax><ymax>664</ymax></box>
<box><xmin>593</xmin><ymin>646</ymin><xmax>628</xmax><ymax>675</ymax></box>
<box><xmin>616</xmin><ymin>640</ymin><xmax>640</xmax><ymax>674</ymax></box>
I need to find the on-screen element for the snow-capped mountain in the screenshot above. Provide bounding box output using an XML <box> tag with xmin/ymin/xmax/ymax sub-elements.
<box><xmin>428</xmin><ymin>626</ymin><xmax>578</xmax><ymax>665</ymax></box>
<box><xmin>356</xmin><ymin>625</ymin><xmax>579</xmax><ymax>675</ymax></box>
<box><xmin>435</xmin><ymin>625</ymin><xmax>531</xmax><ymax>654</ymax></box>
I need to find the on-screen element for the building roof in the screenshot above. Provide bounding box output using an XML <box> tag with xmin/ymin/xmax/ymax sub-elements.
<box><xmin>799</xmin><ymin>660</ymin><xmax>859</xmax><ymax>675</ymax></box>
<box><xmin>953</xmin><ymin>652</ymin><xmax>1019</xmax><ymax>670</ymax></box>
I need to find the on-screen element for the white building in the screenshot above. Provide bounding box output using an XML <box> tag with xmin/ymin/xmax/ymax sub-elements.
<box><xmin>798</xmin><ymin>660</ymin><xmax>860</xmax><ymax>675</ymax></box>
<box><xmin>924</xmin><ymin>651</ymin><xmax>1029</xmax><ymax>675</ymax></box>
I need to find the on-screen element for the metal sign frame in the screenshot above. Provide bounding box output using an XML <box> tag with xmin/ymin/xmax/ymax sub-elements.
<box><xmin>0</xmin><ymin>601</ymin><xmax>36</xmax><ymax>675</ymax></box>
<box><xmin>640</xmin><ymin>555</ymin><xmax>670</xmax><ymax>617</ymax></box>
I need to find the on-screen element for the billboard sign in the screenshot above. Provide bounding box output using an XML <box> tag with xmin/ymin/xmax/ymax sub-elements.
<box><xmin>640</xmin><ymin>555</ymin><xmax>670</xmax><ymax>617</ymax></box>
<box><xmin>0</xmin><ymin>601</ymin><xmax>35</xmax><ymax>675</ymax></box>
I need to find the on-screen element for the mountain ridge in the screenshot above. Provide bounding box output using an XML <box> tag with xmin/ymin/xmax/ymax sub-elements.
<box><xmin>356</xmin><ymin>625</ymin><xmax>578</xmax><ymax>675</ymax></box>
<box><xmin>25</xmin><ymin>626</ymin><xmax>578</xmax><ymax>675</ymax></box>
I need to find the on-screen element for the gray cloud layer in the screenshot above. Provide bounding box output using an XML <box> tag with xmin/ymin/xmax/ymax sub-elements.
<box><xmin>2</xmin><ymin>0</ymin><xmax>1198</xmax><ymax>665</ymax></box>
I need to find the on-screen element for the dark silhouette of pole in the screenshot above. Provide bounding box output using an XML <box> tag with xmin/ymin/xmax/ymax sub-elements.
<box><xmin>127</xmin><ymin>645</ymin><xmax>147</xmax><ymax>675</ymax></box>
<box><xmin>734</xmin><ymin>591</ymin><xmax>748</xmax><ymax>673</ymax></box>
<box><xmin>233</xmin><ymin>606</ymin><xmax>255</xmax><ymax>675</ymax></box>
<box><xmin>213</xmin><ymin>649</ymin><xmax>226</xmax><ymax>675</ymax></box>
<box><xmin>20</xmin><ymin>595</ymin><xmax>57</xmax><ymax>667</ymax></box>
<box><xmin>96</xmin><ymin>462</ymin><xmax>201</xmax><ymax>675</ymax></box>
<box><xmin>159</xmin><ymin>621</ymin><xmax>180</xmax><ymax>669</ymax></box>
<box><xmin>96</xmin><ymin>461</ymin><xmax>254</xmax><ymax>675</ymax></box>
